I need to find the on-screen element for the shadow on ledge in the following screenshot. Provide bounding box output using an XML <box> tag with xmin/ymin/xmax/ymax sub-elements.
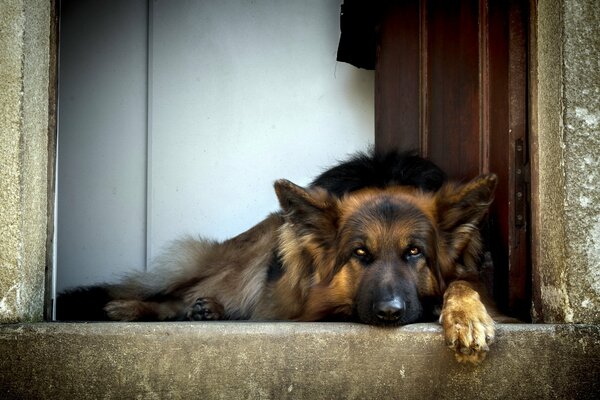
<box><xmin>1</xmin><ymin>322</ymin><xmax>599</xmax><ymax>399</ymax></box>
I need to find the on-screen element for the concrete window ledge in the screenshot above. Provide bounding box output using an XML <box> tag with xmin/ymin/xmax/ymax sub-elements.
<box><xmin>1</xmin><ymin>323</ymin><xmax>599</xmax><ymax>399</ymax></box>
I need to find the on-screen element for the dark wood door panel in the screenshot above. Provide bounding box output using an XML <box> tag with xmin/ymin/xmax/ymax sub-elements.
<box><xmin>375</xmin><ymin>0</ymin><xmax>421</xmax><ymax>152</ymax></box>
<box><xmin>375</xmin><ymin>0</ymin><xmax>529</xmax><ymax>318</ymax></box>
<box><xmin>426</xmin><ymin>0</ymin><xmax>481</xmax><ymax>179</ymax></box>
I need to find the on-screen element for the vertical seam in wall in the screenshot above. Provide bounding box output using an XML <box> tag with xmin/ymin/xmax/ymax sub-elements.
<box><xmin>419</xmin><ymin>0</ymin><xmax>429</xmax><ymax>157</ymax></box>
<box><xmin>529</xmin><ymin>0</ymin><xmax>542</xmax><ymax>321</ymax></box>
<box><xmin>145</xmin><ymin>0</ymin><xmax>153</xmax><ymax>270</ymax></box>
<box><xmin>16</xmin><ymin>1</ymin><xmax>27</xmax><ymax>318</ymax></box>
<box><xmin>49</xmin><ymin>0</ymin><xmax>60</xmax><ymax>320</ymax></box>
<box><xmin>557</xmin><ymin>0</ymin><xmax>574</xmax><ymax>322</ymax></box>
<box><xmin>478</xmin><ymin>0</ymin><xmax>490</xmax><ymax>174</ymax></box>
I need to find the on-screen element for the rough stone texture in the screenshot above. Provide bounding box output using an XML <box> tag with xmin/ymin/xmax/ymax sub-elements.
<box><xmin>0</xmin><ymin>323</ymin><xmax>598</xmax><ymax>400</ymax></box>
<box><xmin>0</xmin><ymin>0</ymin><xmax>50</xmax><ymax>323</ymax></box>
<box><xmin>533</xmin><ymin>0</ymin><xmax>571</xmax><ymax>323</ymax></box>
<box><xmin>534</xmin><ymin>0</ymin><xmax>600</xmax><ymax>323</ymax></box>
<box><xmin>561</xmin><ymin>0</ymin><xmax>600</xmax><ymax>323</ymax></box>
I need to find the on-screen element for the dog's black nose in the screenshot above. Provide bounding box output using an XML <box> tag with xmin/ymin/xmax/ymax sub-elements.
<box><xmin>374</xmin><ymin>298</ymin><xmax>405</xmax><ymax>322</ymax></box>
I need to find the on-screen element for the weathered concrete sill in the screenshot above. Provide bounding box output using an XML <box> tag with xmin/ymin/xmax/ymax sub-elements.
<box><xmin>1</xmin><ymin>322</ymin><xmax>599</xmax><ymax>399</ymax></box>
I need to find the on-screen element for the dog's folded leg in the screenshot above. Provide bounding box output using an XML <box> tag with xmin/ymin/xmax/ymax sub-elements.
<box><xmin>439</xmin><ymin>280</ymin><xmax>495</xmax><ymax>364</ymax></box>
<box><xmin>104</xmin><ymin>299</ymin><xmax>188</xmax><ymax>321</ymax></box>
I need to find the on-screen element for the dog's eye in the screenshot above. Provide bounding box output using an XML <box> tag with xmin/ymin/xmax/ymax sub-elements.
<box><xmin>354</xmin><ymin>247</ymin><xmax>368</xmax><ymax>257</ymax></box>
<box><xmin>353</xmin><ymin>247</ymin><xmax>371</xmax><ymax>262</ymax></box>
<box><xmin>406</xmin><ymin>247</ymin><xmax>423</xmax><ymax>259</ymax></box>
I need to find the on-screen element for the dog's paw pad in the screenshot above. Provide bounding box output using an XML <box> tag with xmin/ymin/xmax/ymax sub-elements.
<box><xmin>186</xmin><ymin>297</ymin><xmax>224</xmax><ymax>321</ymax></box>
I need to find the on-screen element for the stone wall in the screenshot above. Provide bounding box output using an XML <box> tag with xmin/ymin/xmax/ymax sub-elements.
<box><xmin>533</xmin><ymin>0</ymin><xmax>600</xmax><ymax>323</ymax></box>
<box><xmin>561</xmin><ymin>0</ymin><xmax>600</xmax><ymax>323</ymax></box>
<box><xmin>0</xmin><ymin>0</ymin><xmax>51</xmax><ymax>323</ymax></box>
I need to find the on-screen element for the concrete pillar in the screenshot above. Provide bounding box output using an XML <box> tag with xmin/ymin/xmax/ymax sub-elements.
<box><xmin>0</xmin><ymin>0</ymin><xmax>51</xmax><ymax>323</ymax></box>
<box><xmin>533</xmin><ymin>0</ymin><xmax>600</xmax><ymax>323</ymax></box>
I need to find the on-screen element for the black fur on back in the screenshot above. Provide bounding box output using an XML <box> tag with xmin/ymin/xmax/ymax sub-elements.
<box><xmin>310</xmin><ymin>150</ymin><xmax>447</xmax><ymax>196</ymax></box>
<box><xmin>55</xmin><ymin>286</ymin><xmax>111</xmax><ymax>321</ymax></box>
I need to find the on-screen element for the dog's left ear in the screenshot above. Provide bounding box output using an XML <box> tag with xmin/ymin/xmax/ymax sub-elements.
<box><xmin>274</xmin><ymin>179</ymin><xmax>339</xmax><ymax>230</ymax></box>
<box><xmin>435</xmin><ymin>174</ymin><xmax>497</xmax><ymax>259</ymax></box>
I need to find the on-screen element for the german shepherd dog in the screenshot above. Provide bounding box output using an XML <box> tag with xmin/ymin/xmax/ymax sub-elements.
<box><xmin>57</xmin><ymin>151</ymin><xmax>500</xmax><ymax>363</ymax></box>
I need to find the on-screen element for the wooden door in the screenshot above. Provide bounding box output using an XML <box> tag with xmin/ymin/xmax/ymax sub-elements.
<box><xmin>375</xmin><ymin>0</ymin><xmax>529</xmax><ymax>319</ymax></box>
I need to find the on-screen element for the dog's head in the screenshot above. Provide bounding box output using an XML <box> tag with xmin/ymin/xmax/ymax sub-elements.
<box><xmin>274</xmin><ymin>174</ymin><xmax>497</xmax><ymax>325</ymax></box>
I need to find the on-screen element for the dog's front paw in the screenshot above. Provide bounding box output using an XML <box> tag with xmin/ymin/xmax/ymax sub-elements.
<box><xmin>187</xmin><ymin>297</ymin><xmax>224</xmax><ymax>321</ymax></box>
<box><xmin>440</xmin><ymin>283</ymin><xmax>495</xmax><ymax>364</ymax></box>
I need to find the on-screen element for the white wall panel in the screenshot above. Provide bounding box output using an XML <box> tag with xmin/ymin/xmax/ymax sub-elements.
<box><xmin>56</xmin><ymin>0</ymin><xmax>149</xmax><ymax>290</ymax></box>
<box><xmin>148</xmin><ymin>0</ymin><xmax>374</xmax><ymax>258</ymax></box>
<box><xmin>57</xmin><ymin>0</ymin><xmax>374</xmax><ymax>289</ymax></box>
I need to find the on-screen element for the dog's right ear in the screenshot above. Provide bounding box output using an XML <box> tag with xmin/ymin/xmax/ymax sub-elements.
<box><xmin>274</xmin><ymin>179</ymin><xmax>339</xmax><ymax>229</ymax></box>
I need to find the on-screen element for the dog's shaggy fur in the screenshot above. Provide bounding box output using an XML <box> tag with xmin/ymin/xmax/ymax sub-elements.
<box><xmin>57</xmin><ymin>151</ymin><xmax>500</xmax><ymax>363</ymax></box>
